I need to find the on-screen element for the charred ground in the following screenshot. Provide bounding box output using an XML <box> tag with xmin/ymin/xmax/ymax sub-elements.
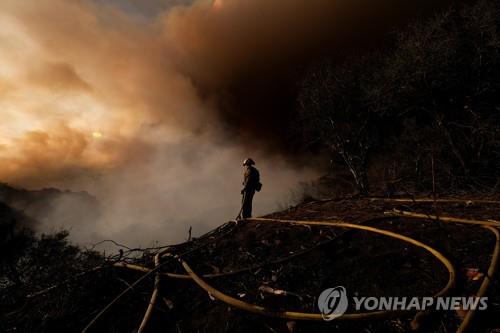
<box><xmin>3</xmin><ymin>196</ymin><xmax>500</xmax><ymax>332</ymax></box>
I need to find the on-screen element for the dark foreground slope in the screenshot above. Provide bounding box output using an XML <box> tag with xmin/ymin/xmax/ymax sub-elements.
<box><xmin>140</xmin><ymin>197</ymin><xmax>500</xmax><ymax>333</ymax></box>
<box><xmin>4</xmin><ymin>196</ymin><xmax>500</xmax><ymax>333</ymax></box>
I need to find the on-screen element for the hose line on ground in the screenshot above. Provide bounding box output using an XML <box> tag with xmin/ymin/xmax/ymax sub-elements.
<box><xmin>112</xmin><ymin>199</ymin><xmax>500</xmax><ymax>333</ymax></box>
<box><xmin>458</xmin><ymin>226</ymin><xmax>500</xmax><ymax>333</ymax></box>
<box><xmin>137</xmin><ymin>247</ymin><xmax>170</xmax><ymax>333</ymax></box>
<box><xmin>387</xmin><ymin>209</ymin><xmax>500</xmax><ymax>226</ymax></box>
<box><xmin>386</xmin><ymin>208</ymin><xmax>500</xmax><ymax>333</ymax></box>
<box><xmin>178</xmin><ymin>218</ymin><xmax>455</xmax><ymax>321</ymax></box>
<box><xmin>82</xmin><ymin>221</ymin><xmax>238</xmax><ymax>333</ymax></box>
<box><xmin>114</xmin><ymin>229</ymin><xmax>351</xmax><ymax>280</ymax></box>
<box><xmin>81</xmin><ymin>259</ymin><xmax>169</xmax><ymax>333</ymax></box>
<box><xmin>369</xmin><ymin>197</ymin><xmax>500</xmax><ymax>205</ymax></box>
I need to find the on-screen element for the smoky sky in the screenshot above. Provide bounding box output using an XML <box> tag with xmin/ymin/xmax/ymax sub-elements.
<box><xmin>0</xmin><ymin>0</ymin><xmax>451</xmax><ymax>247</ymax></box>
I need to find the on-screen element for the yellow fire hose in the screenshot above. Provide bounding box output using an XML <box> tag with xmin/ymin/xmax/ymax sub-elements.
<box><xmin>459</xmin><ymin>226</ymin><xmax>499</xmax><ymax>333</ymax></box>
<box><xmin>388</xmin><ymin>209</ymin><xmax>500</xmax><ymax>226</ymax></box>
<box><xmin>114</xmin><ymin>230</ymin><xmax>352</xmax><ymax>280</ymax></box>
<box><xmin>386</xmin><ymin>208</ymin><xmax>500</xmax><ymax>333</ymax></box>
<box><xmin>174</xmin><ymin>218</ymin><xmax>455</xmax><ymax>321</ymax></box>
<box><xmin>369</xmin><ymin>198</ymin><xmax>500</xmax><ymax>205</ymax></box>
<box><xmin>110</xmin><ymin>198</ymin><xmax>500</xmax><ymax>332</ymax></box>
<box><xmin>137</xmin><ymin>247</ymin><xmax>171</xmax><ymax>333</ymax></box>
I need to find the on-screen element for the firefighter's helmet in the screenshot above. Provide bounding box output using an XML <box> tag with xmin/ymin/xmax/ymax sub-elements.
<box><xmin>243</xmin><ymin>158</ymin><xmax>255</xmax><ymax>166</ymax></box>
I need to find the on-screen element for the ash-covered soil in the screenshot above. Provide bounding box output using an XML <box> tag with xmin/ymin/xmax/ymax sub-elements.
<box><xmin>120</xmin><ymin>197</ymin><xmax>500</xmax><ymax>333</ymax></box>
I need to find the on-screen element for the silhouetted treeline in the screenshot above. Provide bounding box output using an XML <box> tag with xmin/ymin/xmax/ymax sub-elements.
<box><xmin>296</xmin><ymin>0</ymin><xmax>500</xmax><ymax>195</ymax></box>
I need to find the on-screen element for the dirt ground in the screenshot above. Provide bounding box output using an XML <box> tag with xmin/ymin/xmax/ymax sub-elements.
<box><xmin>119</xmin><ymin>197</ymin><xmax>500</xmax><ymax>333</ymax></box>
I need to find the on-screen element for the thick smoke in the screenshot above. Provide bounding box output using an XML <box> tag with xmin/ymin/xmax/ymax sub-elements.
<box><xmin>0</xmin><ymin>0</ymin><xmax>445</xmax><ymax>248</ymax></box>
<box><xmin>0</xmin><ymin>0</ymin><xmax>323</xmax><ymax>248</ymax></box>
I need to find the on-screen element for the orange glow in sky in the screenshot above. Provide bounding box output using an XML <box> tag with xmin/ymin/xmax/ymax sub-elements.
<box><xmin>213</xmin><ymin>0</ymin><xmax>223</xmax><ymax>9</ymax></box>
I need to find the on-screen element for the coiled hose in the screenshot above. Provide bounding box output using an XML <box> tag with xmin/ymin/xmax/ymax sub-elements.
<box><xmin>177</xmin><ymin>218</ymin><xmax>456</xmax><ymax>321</ymax></box>
<box><xmin>386</xmin><ymin>207</ymin><xmax>500</xmax><ymax>333</ymax></box>
<box><xmin>105</xmin><ymin>198</ymin><xmax>499</xmax><ymax>333</ymax></box>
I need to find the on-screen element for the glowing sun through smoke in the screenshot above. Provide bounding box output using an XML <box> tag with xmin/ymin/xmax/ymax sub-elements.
<box><xmin>0</xmin><ymin>0</ymin><xmax>332</xmax><ymax>247</ymax></box>
<box><xmin>92</xmin><ymin>131</ymin><xmax>103</xmax><ymax>139</ymax></box>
